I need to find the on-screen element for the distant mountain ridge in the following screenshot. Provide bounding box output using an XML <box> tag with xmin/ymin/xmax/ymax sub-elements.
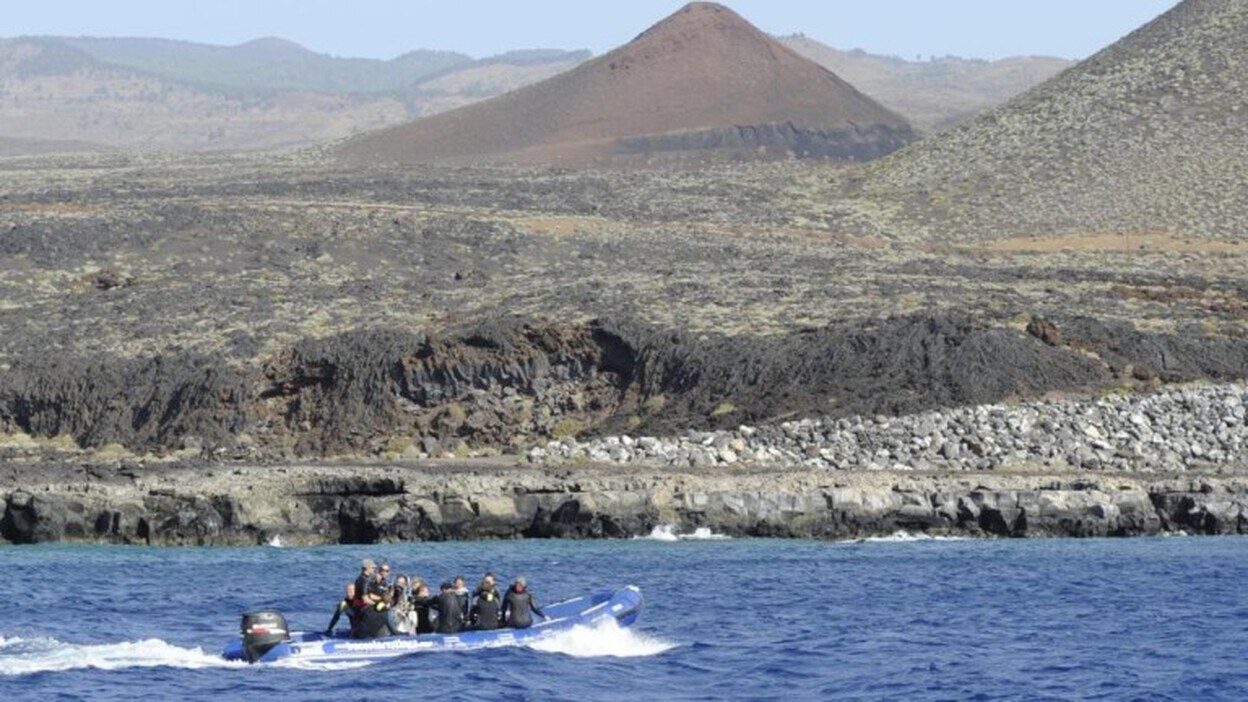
<box><xmin>0</xmin><ymin>15</ymin><xmax>1096</xmax><ymax>157</ymax></box>
<box><xmin>60</xmin><ymin>36</ymin><xmax>476</xmax><ymax>94</ymax></box>
<box><xmin>780</xmin><ymin>36</ymin><xmax>1071</xmax><ymax>131</ymax></box>
<box><xmin>337</xmin><ymin>2</ymin><xmax>919</xmax><ymax>167</ymax></box>
<box><xmin>0</xmin><ymin>35</ymin><xmax>588</xmax><ymax>152</ymax></box>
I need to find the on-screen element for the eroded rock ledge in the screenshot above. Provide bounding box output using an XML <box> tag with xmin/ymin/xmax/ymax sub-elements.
<box><xmin>2</xmin><ymin>462</ymin><xmax>1245</xmax><ymax>545</ymax></box>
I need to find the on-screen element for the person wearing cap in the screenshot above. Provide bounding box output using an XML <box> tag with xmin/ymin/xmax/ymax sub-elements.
<box><xmin>502</xmin><ymin>576</ymin><xmax>548</xmax><ymax>629</ymax></box>
<box><xmin>430</xmin><ymin>582</ymin><xmax>465</xmax><ymax>634</ymax></box>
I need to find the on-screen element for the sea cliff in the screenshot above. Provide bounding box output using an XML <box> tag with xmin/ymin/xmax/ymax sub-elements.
<box><xmin>3</xmin><ymin>461</ymin><xmax>1245</xmax><ymax>545</ymax></box>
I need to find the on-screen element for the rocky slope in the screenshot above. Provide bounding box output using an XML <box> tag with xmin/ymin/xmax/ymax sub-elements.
<box><xmin>531</xmin><ymin>382</ymin><xmax>1248</xmax><ymax>473</ymax></box>
<box><xmin>336</xmin><ymin>2</ymin><xmax>918</xmax><ymax>166</ymax></box>
<box><xmin>3</xmin><ymin>462</ymin><xmax>1246</xmax><ymax>545</ymax></box>
<box><xmin>840</xmin><ymin>0</ymin><xmax>1248</xmax><ymax>242</ymax></box>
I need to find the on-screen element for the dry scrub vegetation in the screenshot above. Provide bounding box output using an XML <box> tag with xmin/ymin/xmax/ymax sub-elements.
<box><xmin>0</xmin><ymin>148</ymin><xmax>1247</xmax><ymax>462</ymax></box>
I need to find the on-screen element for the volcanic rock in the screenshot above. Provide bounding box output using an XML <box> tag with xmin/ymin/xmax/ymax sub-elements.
<box><xmin>4</xmin><ymin>463</ymin><xmax>1247</xmax><ymax>544</ymax></box>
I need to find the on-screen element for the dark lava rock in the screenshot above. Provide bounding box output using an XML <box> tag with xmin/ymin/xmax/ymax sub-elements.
<box><xmin>1</xmin><ymin>310</ymin><xmax>1245</xmax><ymax>459</ymax></box>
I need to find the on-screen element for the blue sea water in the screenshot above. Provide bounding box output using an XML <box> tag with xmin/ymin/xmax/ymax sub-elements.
<box><xmin>2</xmin><ymin>532</ymin><xmax>1247</xmax><ymax>701</ymax></box>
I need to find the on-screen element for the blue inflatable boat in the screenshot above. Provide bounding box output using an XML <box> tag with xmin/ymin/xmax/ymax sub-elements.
<box><xmin>222</xmin><ymin>585</ymin><xmax>643</xmax><ymax>664</ymax></box>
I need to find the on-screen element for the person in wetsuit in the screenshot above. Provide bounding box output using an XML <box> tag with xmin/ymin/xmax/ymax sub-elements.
<box><xmin>353</xmin><ymin>559</ymin><xmax>376</xmax><ymax>609</ymax></box>
<box><xmin>371</xmin><ymin>563</ymin><xmax>393</xmax><ymax>601</ymax></box>
<box><xmin>410</xmin><ymin>579</ymin><xmax>435</xmax><ymax>634</ymax></box>
<box><xmin>502</xmin><ymin>576</ymin><xmax>548</xmax><ymax>629</ymax></box>
<box><xmin>452</xmin><ymin>575</ymin><xmax>471</xmax><ymax>621</ymax></box>
<box><xmin>470</xmin><ymin>573</ymin><xmax>503</xmax><ymax>630</ymax></box>
<box><xmin>354</xmin><ymin>584</ymin><xmax>406</xmax><ymax>639</ymax></box>
<box><xmin>325</xmin><ymin>583</ymin><xmax>357</xmax><ymax>635</ymax></box>
<box><xmin>430</xmin><ymin>582</ymin><xmax>465</xmax><ymax>634</ymax></box>
<box><xmin>354</xmin><ymin>599</ymin><xmax>397</xmax><ymax>639</ymax></box>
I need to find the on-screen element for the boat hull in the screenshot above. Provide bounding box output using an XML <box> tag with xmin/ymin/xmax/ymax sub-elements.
<box><xmin>222</xmin><ymin>585</ymin><xmax>643</xmax><ymax>664</ymax></box>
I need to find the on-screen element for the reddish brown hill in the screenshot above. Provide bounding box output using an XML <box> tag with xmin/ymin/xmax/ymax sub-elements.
<box><xmin>337</xmin><ymin>2</ymin><xmax>919</xmax><ymax>167</ymax></box>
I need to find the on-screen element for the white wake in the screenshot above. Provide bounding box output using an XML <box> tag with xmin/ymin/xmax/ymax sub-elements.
<box><xmin>527</xmin><ymin>618</ymin><xmax>677</xmax><ymax>658</ymax></box>
<box><xmin>635</xmin><ymin>524</ymin><xmax>731</xmax><ymax>541</ymax></box>
<box><xmin>852</xmin><ymin>530</ymin><xmax>969</xmax><ymax>543</ymax></box>
<box><xmin>0</xmin><ymin>633</ymin><xmax>242</xmax><ymax>676</ymax></box>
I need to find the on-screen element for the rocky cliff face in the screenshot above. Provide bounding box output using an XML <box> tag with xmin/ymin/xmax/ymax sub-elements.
<box><xmin>11</xmin><ymin>312</ymin><xmax>1227</xmax><ymax>462</ymax></box>
<box><xmin>3</xmin><ymin>463</ymin><xmax>1245</xmax><ymax>545</ymax></box>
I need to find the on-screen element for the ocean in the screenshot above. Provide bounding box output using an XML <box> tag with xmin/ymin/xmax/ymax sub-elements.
<box><xmin>2</xmin><ymin>531</ymin><xmax>1247</xmax><ymax>701</ymax></box>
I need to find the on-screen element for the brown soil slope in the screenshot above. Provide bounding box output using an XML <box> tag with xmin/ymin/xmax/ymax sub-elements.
<box><xmin>337</xmin><ymin>2</ymin><xmax>918</xmax><ymax>167</ymax></box>
<box><xmin>850</xmin><ymin>0</ymin><xmax>1248</xmax><ymax>242</ymax></box>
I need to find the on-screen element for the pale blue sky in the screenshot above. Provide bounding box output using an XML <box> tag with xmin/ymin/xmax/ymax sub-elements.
<box><xmin>5</xmin><ymin>1</ymin><xmax>1180</xmax><ymax>61</ymax></box>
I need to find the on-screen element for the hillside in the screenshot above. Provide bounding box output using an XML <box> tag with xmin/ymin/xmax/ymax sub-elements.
<box><xmin>337</xmin><ymin>2</ymin><xmax>919</xmax><ymax>167</ymax></box>
<box><xmin>841</xmin><ymin>0</ymin><xmax>1248</xmax><ymax>243</ymax></box>
<box><xmin>0</xmin><ymin>135</ymin><xmax>109</xmax><ymax>157</ymax></box>
<box><xmin>0</xmin><ymin>36</ymin><xmax>587</xmax><ymax>153</ymax></box>
<box><xmin>62</xmin><ymin>36</ymin><xmax>471</xmax><ymax>94</ymax></box>
<box><xmin>781</xmin><ymin>36</ymin><xmax>1071</xmax><ymax>131</ymax></box>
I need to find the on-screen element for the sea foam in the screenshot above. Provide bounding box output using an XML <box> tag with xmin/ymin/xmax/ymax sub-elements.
<box><xmin>635</xmin><ymin>524</ymin><xmax>730</xmax><ymax>541</ymax></box>
<box><xmin>0</xmin><ymin>633</ymin><xmax>242</xmax><ymax>676</ymax></box>
<box><xmin>851</xmin><ymin>530</ymin><xmax>969</xmax><ymax>543</ymax></box>
<box><xmin>527</xmin><ymin>618</ymin><xmax>676</xmax><ymax>658</ymax></box>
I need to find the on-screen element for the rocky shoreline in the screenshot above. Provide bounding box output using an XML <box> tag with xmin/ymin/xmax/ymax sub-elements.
<box><xmin>527</xmin><ymin>382</ymin><xmax>1248</xmax><ymax>473</ymax></box>
<box><xmin>2</xmin><ymin>460</ymin><xmax>1246</xmax><ymax>545</ymax></box>
<box><xmin>4</xmin><ymin>382</ymin><xmax>1248</xmax><ymax>546</ymax></box>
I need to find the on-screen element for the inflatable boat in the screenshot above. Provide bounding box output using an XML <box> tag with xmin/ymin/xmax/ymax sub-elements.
<box><xmin>222</xmin><ymin>585</ymin><xmax>643</xmax><ymax>664</ymax></box>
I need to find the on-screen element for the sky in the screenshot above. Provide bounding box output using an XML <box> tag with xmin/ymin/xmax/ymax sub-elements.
<box><xmin>4</xmin><ymin>0</ymin><xmax>1180</xmax><ymax>62</ymax></box>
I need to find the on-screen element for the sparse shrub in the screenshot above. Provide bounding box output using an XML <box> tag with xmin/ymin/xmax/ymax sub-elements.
<box><xmin>642</xmin><ymin>395</ymin><xmax>666</xmax><ymax>414</ymax></box>
<box><xmin>94</xmin><ymin>443</ymin><xmax>133</xmax><ymax>460</ymax></box>
<box><xmin>382</xmin><ymin>435</ymin><xmax>413</xmax><ymax>455</ymax></box>
<box><xmin>0</xmin><ymin>431</ymin><xmax>37</xmax><ymax>449</ymax></box>
<box><xmin>511</xmin><ymin>407</ymin><xmax>534</xmax><ymax>426</ymax></box>
<box><xmin>552</xmin><ymin>418</ymin><xmax>586</xmax><ymax>438</ymax></box>
<box><xmin>47</xmin><ymin>434</ymin><xmax>80</xmax><ymax>450</ymax></box>
<box><xmin>444</xmin><ymin>403</ymin><xmax>467</xmax><ymax>425</ymax></box>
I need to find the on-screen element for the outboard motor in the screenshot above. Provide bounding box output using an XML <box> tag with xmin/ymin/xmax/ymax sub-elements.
<box><xmin>240</xmin><ymin>611</ymin><xmax>289</xmax><ymax>663</ymax></box>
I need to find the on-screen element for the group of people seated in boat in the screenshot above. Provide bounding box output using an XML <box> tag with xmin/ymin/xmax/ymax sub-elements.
<box><xmin>326</xmin><ymin>558</ymin><xmax>549</xmax><ymax>639</ymax></box>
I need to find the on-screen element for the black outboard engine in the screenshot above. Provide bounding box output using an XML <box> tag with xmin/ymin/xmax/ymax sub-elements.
<box><xmin>241</xmin><ymin>611</ymin><xmax>289</xmax><ymax>663</ymax></box>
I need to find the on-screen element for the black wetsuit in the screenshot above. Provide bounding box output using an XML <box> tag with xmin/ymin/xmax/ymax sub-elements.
<box><xmin>431</xmin><ymin>590</ymin><xmax>465</xmax><ymax>634</ymax></box>
<box><xmin>354</xmin><ymin>603</ymin><xmax>395</xmax><ymax>639</ymax></box>
<box><xmin>471</xmin><ymin>587</ymin><xmax>503</xmax><ymax>630</ymax></box>
<box><xmin>352</xmin><ymin>573</ymin><xmax>371</xmax><ymax>607</ymax></box>
<box><xmin>325</xmin><ymin>598</ymin><xmax>354</xmax><ymax>634</ymax></box>
<box><xmin>455</xmin><ymin>588</ymin><xmax>471</xmax><ymax>620</ymax></box>
<box><xmin>411</xmin><ymin>594</ymin><xmax>435</xmax><ymax>634</ymax></box>
<box><xmin>503</xmin><ymin>587</ymin><xmax>546</xmax><ymax>629</ymax></box>
<box><xmin>369</xmin><ymin>577</ymin><xmax>390</xmax><ymax>601</ymax></box>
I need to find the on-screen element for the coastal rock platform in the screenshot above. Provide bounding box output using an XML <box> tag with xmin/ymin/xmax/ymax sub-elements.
<box><xmin>3</xmin><ymin>461</ymin><xmax>1246</xmax><ymax>545</ymax></box>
